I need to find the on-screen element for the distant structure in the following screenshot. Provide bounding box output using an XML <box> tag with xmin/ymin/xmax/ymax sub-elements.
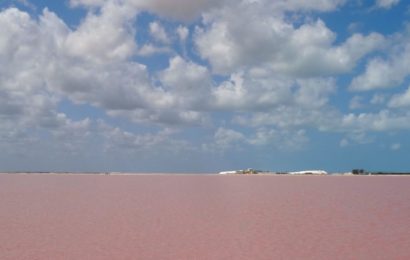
<box><xmin>219</xmin><ymin>169</ymin><xmax>328</xmax><ymax>175</ymax></box>
<box><xmin>219</xmin><ymin>168</ymin><xmax>259</xmax><ymax>175</ymax></box>
<box><xmin>219</xmin><ymin>168</ymin><xmax>410</xmax><ymax>175</ymax></box>
<box><xmin>219</xmin><ymin>171</ymin><xmax>238</xmax><ymax>175</ymax></box>
<box><xmin>288</xmin><ymin>170</ymin><xmax>328</xmax><ymax>175</ymax></box>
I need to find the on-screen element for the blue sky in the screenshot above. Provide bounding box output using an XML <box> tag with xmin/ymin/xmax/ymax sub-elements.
<box><xmin>0</xmin><ymin>0</ymin><xmax>409</xmax><ymax>173</ymax></box>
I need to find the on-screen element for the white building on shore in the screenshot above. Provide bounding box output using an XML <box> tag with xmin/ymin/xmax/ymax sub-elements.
<box><xmin>219</xmin><ymin>171</ymin><xmax>238</xmax><ymax>175</ymax></box>
<box><xmin>288</xmin><ymin>170</ymin><xmax>328</xmax><ymax>175</ymax></box>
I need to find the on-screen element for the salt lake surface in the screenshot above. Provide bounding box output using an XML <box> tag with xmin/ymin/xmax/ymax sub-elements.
<box><xmin>0</xmin><ymin>174</ymin><xmax>409</xmax><ymax>259</ymax></box>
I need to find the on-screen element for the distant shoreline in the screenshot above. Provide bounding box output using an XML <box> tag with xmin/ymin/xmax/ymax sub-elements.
<box><xmin>1</xmin><ymin>172</ymin><xmax>410</xmax><ymax>176</ymax></box>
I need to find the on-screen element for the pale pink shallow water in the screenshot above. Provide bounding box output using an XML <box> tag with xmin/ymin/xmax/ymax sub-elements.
<box><xmin>0</xmin><ymin>175</ymin><xmax>409</xmax><ymax>260</ymax></box>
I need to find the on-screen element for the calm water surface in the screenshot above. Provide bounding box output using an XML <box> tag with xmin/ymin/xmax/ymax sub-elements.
<box><xmin>0</xmin><ymin>175</ymin><xmax>409</xmax><ymax>259</ymax></box>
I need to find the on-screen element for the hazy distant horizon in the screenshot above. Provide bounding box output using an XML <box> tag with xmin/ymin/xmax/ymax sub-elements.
<box><xmin>2</xmin><ymin>170</ymin><xmax>410</xmax><ymax>175</ymax></box>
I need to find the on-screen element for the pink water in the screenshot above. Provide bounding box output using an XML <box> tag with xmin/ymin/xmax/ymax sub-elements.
<box><xmin>0</xmin><ymin>174</ymin><xmax>409</xmax><ymax>259</ymax></box>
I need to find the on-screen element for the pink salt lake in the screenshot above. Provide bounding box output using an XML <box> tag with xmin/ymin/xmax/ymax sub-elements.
<box><xmin>0</xmin><ymin>174</ymin><xmax>409</xmax><ymax>259</ymax></box>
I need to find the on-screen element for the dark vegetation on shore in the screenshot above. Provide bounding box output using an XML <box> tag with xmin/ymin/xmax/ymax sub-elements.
<box><xmin>352</xmin><ymin>169</ymin><xmax>410</xmax><ymax>175</ymax></box>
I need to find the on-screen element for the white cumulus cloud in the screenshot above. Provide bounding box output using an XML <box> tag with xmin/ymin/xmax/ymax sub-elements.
<box><xmin>388</xmin><ymin>86</ymin><xmax>410</xmax><ymax>108</ymax></box>
<box><xmin>375</xmin><ymin>0</ymin><xmax>400</xmax><ymax>9</ymax></box>
<box><xmin>350</xmin><ymin>28</ymin><xmax>410</xmax><ymax>91</ymax></box>
<box><xmin>149</xmin><ymin>21</ymin><xmax>170</xmax><ymax>44</ymax></box>
<box><xmin>195</xmin><ymin>2</ymin><xmax>384</xmax><ymax>76</ymax></box>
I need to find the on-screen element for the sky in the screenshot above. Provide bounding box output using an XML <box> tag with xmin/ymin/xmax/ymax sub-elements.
<box><xmin>0</xmin><ymin>0</ymin><xmax>409</xmax><ymax>173</ymax></box>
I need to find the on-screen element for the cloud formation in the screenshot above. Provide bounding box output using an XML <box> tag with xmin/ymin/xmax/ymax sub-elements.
<box><xmin>0</xmin><ymin>0</ymin><xmax>409</xmax><ymax>171</ymax></box>
<box><xmin>375</xmin><ymin>0</ymin><xmax>400</xmax><ymax>9</ymax></box>
<box><xmin>350</xmin><ymin>30</ymin><xmax>410</xmax><ymax>91</ymax></box>
<box><xmin>195</xmin><ymin>4</ymin><xmax>384</xmax><ymax>76</ymax></box>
